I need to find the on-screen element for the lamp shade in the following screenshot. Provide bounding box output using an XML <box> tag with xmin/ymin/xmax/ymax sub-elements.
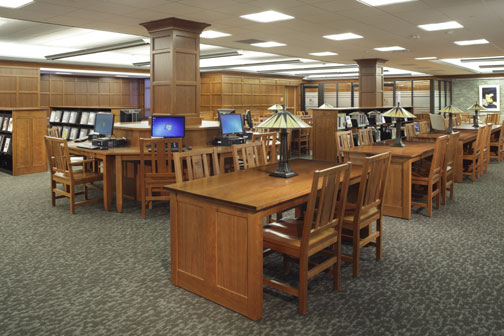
<box><xmin>468</xmin><ymin>102</ymin><xmax>485</xmax><ymax>111</ymax></box>
<box><xmin>318</xmin><ymin>103</ymin><xmax>335</xmax><ymax>109</ymax></box>
<box><xmin>268</xmin><ymin>104</ymin><xmax>284</xmax><ymax>111</ymax></box>
<box><xmin>382</xmin><ymin>103</ymin><xmax>416</xmax><ymax>119</ymax></box>
<box><xmin>256</xmin><ymin>109</ymin><xmax>311</xmax><ymax>129</ymax></box>
<box><xmin>439</xmin><ymin>105</ymin><xmax>463</xmax><ymax>114</ymax></box>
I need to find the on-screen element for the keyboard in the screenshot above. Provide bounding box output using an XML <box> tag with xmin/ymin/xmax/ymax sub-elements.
<box><xmin>77</xmin><ymin>144</ymin><xmax>100</xmax><ymax>150</ymax></box>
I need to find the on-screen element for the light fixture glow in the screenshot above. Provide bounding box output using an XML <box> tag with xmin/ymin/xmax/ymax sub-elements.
<box><xmin>240</xmin><ymin>10</ymin><xmax>294</xmax><ymax>23</ymax></box>
<box><xmin>374</xmin><ymin>46</ymin><xmax>406</xmax><ymax>51</ymax></box>
<box><xmin>309</xmin><ymin>52</ymin><xmax>338</xmax><ymax>56</ymax></box>
<box><xmin>357</xmin><ymin>0</ymin><xmax>416</xmax><ymax>6</ymax></box>
<box><xmin>454</xmin><ymin>39</ymin><xmax>489</xmax><ymax>46</ymax></box>
<box><xmin>200</xmin><ymin>30</ymin><xmax>231</xmax><ymax>39</ymax></box>
<box><xmin>324</xmin><ymin>33</ymin><xmax>363</xmax><ymax>41</ymax></box>
<box><xmin>415</xmin><ymin>56</ymin><xmax>437</xmax><ymax>60</ymax></box>
<box><xmin>40</xmin><ymin>68</ymin><xmax>149</xmax><ymax>77</ymax></box>
<box><xmin>418</xmin><ymin>21</ymin><xmax>463</xmax><ymax>31</ymax></box>
<box><xmin>0</xmin><ymin>0</ymin><xmax>33</xmax><ymax>8</ymax></box>
<box><xmin>251</xmin><ymin>41</ymin><xmax>286</xmax><ymax>48</ymax></box>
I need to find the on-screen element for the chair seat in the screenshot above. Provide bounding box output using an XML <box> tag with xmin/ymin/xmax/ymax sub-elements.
<box><xmin>54</xmin><ymin>171</ymin><xmax>102</xmax><ymax>184</ymax></box>
<box><xmin>342</xmin><ymin>207</ymin><xmax>379</xmax><ymax>230</ymax></box>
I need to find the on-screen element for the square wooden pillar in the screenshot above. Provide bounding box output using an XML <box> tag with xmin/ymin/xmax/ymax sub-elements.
<box><xmin>355</xmin><ymin>58</ymin><xmax>387</xmax><ymax>107</ymax></box>
<box><xmin>141</xmin><ymin>18</ymin><xmax>210</xmax><ymax>126</ymax></box>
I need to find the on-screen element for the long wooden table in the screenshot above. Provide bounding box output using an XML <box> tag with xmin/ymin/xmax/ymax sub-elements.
<box><xmin>165</xmin><ymin>159</ymin><xmax>362</xmax><ymax>320</ymax></box>
<box><xmin>343</xmin><ymin>141</ymin><xmax>435</xmax><ymax>219</ymax></box>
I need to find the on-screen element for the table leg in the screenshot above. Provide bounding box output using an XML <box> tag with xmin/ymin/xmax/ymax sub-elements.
<box><xmin>103</xmin><ymin>156</ymin><xmax>114</xmax><ymax>211</ymax></box>
<box><xmin>115</xmin><ymin>155</ymin><xmax>123</xmax><ymax>213</ymax></box>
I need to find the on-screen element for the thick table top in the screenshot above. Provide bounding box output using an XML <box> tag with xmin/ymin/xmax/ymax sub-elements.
<box><xmin>412</xmin><ymin>132</ymin><xmax>476</xmax><ymax>142</ymax></box>
<box><xmin>165</xmin><ymin>159</ymin><xmax>362</xmax><ymax>212</ymax></box>
<box><xmin>454</xmin><ymin>124</ymin><xmax>501</xmax><ymax>133</ymax></box>
<box><xmin>114</xmin><ymin>120</ymin><xmax>220</xmax><ymax>131</ymax></box>
<box><xmin>342</xmin><ymin>141</ymin><xmax>435</xmax><ymax>159</ymax></box>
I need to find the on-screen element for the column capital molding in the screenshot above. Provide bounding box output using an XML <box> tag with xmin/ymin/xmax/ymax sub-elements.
<box><xmin>141</xmin><ymin>17</ymin><xmax>210</xmax><ymax>34</ymax></box>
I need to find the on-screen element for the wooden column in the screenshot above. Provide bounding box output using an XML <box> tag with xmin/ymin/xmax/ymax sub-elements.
<box><xmin>141</xmin><ymin>18</ymin><xmax>210</xmax><ymax>126</ymax></box>
<box><xmin>355</xmin><ymin>58</ymin><xmax>387</xmax><ymax>107</ymax></box>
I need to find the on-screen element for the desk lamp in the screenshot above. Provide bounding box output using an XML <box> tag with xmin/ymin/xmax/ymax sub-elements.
<box><xmin>256</xmin><ymin>106</ymin><xmax>311</xmax><ymax>178</ymax></box>
<box><xmin>439</xmin><ymin>105</ymin><xmax>463</xmax><ymax>134</ymax></box>
<box><xmin>468</xmin><ymin>102</ymin><xmax>484</xmax><ymax>128</ymax></box>
<box><xmin>382</xmin><ymin>103</ymin><xmax>416</xmax><ymax>147</ymax></box>
<box><xmin>268</xmin><ymin>104</ymin><xmax>284</xmax><ymax>112</ymax></box>
<box><xmin>319</xmin><ymin>103</ymin><xmax>335</xmax><ymax>109</ymax></box>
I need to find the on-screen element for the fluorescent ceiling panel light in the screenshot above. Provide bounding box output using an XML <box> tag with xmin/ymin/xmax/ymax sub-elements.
<box><xmin>309</xmin><ymin>52</ymin><xmax>338</xmax><ymax>56</ymax></box>
<box><xmin>251</xmin><ymin>41</ymin><xmax>286</xmax><ymax>48</ymax></box>
<box><xmin>454</xmin><ymin>39</ymin><xmax>489</xmax><ymax>46</ymax></box>
<box><xmin>356</xmin><ymin>0</ymin><xmax>416</xmax><ymax>6</ymax></box>
<box><xmin>54</xmin><ymin>72</ymin><xmax>72</xmax><ymax>75</ymax></box>
<box><xmin>259</xmin><ymin>64</ymin><xmax>357</xmax><ymax>73</ymax></box>
<box><xmin>324</xmin><ymin>33</ymin><xmax>363</xmax><ymax>41</ymax></box>
<box><xmin>200</xmin><ymin>30</ymin><xmax>231</xmax><ymax>39</ymax></box>
<box><xmin>415</xmin><ymin>57</ymin><xmax>437</xmax><ymax>60</ymax></box>
<box><xmin>461</xmin><ymin>56</ymin><xmax>504</xmax><ymax>62</ymax></box>
<box><xmin>240</xmin><ymin>10</ymin><xmax>294</xmax><ymax>23</ymax></box>
<box><xmin>418</xmin><ymin>21</ymin><xmax>463</xmax><ymax>31</ymax></box>
<box><xmin>40</xmin><ymin>68</ymin><xmax>149</xmax><ymax>77</ymax></box>
<box><xmin>45</xmin><ymin>39</ymin><xmax>148</xmax><ymax>60</ymax></box>
<box><xmin>0</xmin><ymin>0</ymin><xmax>33</xmax><ymax>8</ymax></box>
<box><xmin>374</xmin><ymin>46</ymin><xmax>405</xmax><ymax>51</ymax></box>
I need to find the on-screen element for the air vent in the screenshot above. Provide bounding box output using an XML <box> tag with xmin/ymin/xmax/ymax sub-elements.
<box><xmin>235</xmin><ymin>39</ymin><xmax>265</xmax><ymax>45</ymax></box>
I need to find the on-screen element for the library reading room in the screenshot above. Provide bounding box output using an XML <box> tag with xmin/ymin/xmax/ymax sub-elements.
<box><xmin>1</xmin><ymin>0</ymin><xmax>504</xmax><ymax>335</ymax></box>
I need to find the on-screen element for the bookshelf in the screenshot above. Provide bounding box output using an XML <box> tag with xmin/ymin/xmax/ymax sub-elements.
<box><xmin>49</xmin><ymin>107</ymin><xmax>112</xmax><ymax>140</ymax></box>
<box><xmin>0</xmin><ymin>108</ymin><xmax>47</xmax><ymax>176</ymax></box>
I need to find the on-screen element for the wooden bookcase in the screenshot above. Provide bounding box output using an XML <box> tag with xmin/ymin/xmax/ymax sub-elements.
<box><xmin>48</xmin><ymin>107</ymin><xmax>112</xmax><ymax>140</ymax></box>
<box><xmin>0</xmin><ymin>108</ymin><xmax>47</xmax><ymax>176</ymax></box>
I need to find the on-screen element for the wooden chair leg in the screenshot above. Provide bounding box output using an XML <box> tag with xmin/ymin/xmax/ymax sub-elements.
<box><xmin>352</xmin><ymin>233</ymin><xmax>360</xmax><ymax>278</ymax></box>
<box><xmin>333</xmin><ymin>241</ymin><xmax>341</xmax><ymax>290</ymax></box>
<box><xmin>441</xmin><ymin>176</ymin><xmax>447</xmax><ymax>205</ymax></box>
<box><xmin>69</xmin><ymin>184</ymin><xmax>75</xmax><ymax>214</ymax></box>
<box><xmin>435</xmin><ymin>182</ymin><xmax>440</xmax><ymax>210</ymax></box>
<box><xmin>376</xmin><ymin>218</ymin><xmax>382</xmax><ymax>260</ymax></box>
<box><xmin>84</xmin><ymin>184</ymin><xmax>88</xmax><ymax>200</ymax></box>
<box><xmin>449</xmin><ymin>180</ymin><xmax>454</xmax><ymax>200</ymax></box>
<box><xmin>298</xmin><ymin>258</ymin><xmax>308</xmax><ymax>315</ymax></box>
<box><xmin>141</xmin><ymin>187</ymin><xmax>146</xmax><ymax>219</ymax></box>
<box><xmin>427</xmin><ymin>184</ymin><xmax>433</xmax><ymax>217</ymax></box>
<box><xmin>50</xmin><ymin>181</ymin><xmax>56</xmax><ymax>206</ymax></box>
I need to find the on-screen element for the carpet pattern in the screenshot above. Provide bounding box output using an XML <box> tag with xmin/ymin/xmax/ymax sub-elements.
<box><xmin>0</xmin><ymin>162</ymin><xmax>503</xmax><ymax>336</ymax></box>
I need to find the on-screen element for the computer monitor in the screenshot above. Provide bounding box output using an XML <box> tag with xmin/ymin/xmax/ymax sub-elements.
<box><xmin>244</xmin><ymin>110</ymin><xmax>253</xmax><ymax>129</ymax></box>
<box><xmin>94</xmin><ymin>113</ymin><xmax>115</xmax><ymax>137</ymax></box>
<box><xmin>220</xmin><ymin>113</ymin><xmax>243</xmax><ymax>135</ymax></box>
<box><xmin>217</xmin><ymin>109</ymin><xmax>235</xmax><ymax>115</ymax></box>
<box><xmin>120</xmin><ymin>109</ymin><xmax>142</xmax><ymax>122</ymax></box>
<box><xmin>151</xmin><ymin>115</ymin><xmax>185</xmax><ymax>138</ymax></box>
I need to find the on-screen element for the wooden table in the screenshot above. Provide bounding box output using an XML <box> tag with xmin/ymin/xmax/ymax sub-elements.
<box><xmin>165</xmin><ymin>159</ymin><xmax>362</xmax><ymax>320</ymax></box>
<box><xmin>454</xmin><ymin>124</ymin><xmax>501</xmax><ymax>134</ymax></box>
<box><xmin>343</xmin><ymin>141</ymin><xmax>435</xmax><ymax>219</ymax></box>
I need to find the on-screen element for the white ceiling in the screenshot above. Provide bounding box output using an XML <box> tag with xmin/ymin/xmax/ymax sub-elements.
<box><xmin>1</xmin><ymin>0</ymin><xmax>504</xmax><ymax>77</ymax></box>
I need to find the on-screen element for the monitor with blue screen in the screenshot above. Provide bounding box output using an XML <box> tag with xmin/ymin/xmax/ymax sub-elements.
<box><xmin>151</xmin><ymin>115</ymin><xmax>185</xmax><ymax>138</ymax></box>
<box><xmin>220</xmin><ymin>113</ymin><xmax>243</xmax><ymax>135</ymax></box>
<box><xmin>94</xmin><ymin>113</ymin><xmax>115</xmax><ymax>137</ymax></box>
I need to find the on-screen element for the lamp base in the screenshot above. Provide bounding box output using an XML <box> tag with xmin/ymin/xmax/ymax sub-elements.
<box><xmin>270</xmin><ymin>170</ymin><xmax>298</xmax><ymax>178</ymax></box>
<box><xmin>390</xmin><ymin>141</ymin><xmax>406</xmax><ymax>147</ymax></box>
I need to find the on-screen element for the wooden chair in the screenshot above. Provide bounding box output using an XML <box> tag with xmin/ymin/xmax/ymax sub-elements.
<box><xmin>404</xmin><ymin>123</ymin><xmax>417</xmax><ymax>140</ymax></box>
<box><xmin>335</xmin><ymin>130</ymin><xmax>354</xmax><ymax>163</ymax></box>
<box><xmin>173</xmin><ymin>147</ymin><xmax>220</xmax><ymax>183</ymax></box>
<box><xmin>291</xmin><ymin>128</ymin><xmax>310</xmax><ymax>155</ymax></box>
<box><xmin>490</xmin><ymin>120</ymin><xmax>504</xmax><ymax>163</ymax></box>
<box><xmin>411</xmin><ymin>135</ymin><xmax>449</xmax><ymax>217</ymax></box>
<box><xmin>341</xmin><ymin>152</ymin><xmax>391</xmax><ymax>278</ymax></box>
<box><xmin>480</xmin><ymin>124</ymin><xmax>492</xmax><ymax>176</ymax></box>
<box><xmin>44</xmin><ymin>136</ymin><xmax>103</xmax><ymax>214</ymax></box>
<box><xmin>485</xmin><ymin>113</ymin><xmax>499</xmax><ymax>124</ymax></box>
<box><xmin>47</xmin><ymin>127</ymin><xmax>60</xmax><ymax>138</ymax></box>
<box><xmin>442</xmin><ymin>132</ymin><xmax>459</xmax><ymax>205</ymax></box>
<box><xmin>139</xmin><ymin>137</ymin><xmax>182</xmax><ymax>219</ymax></box>
<box><xmin>252</xmin><ymin>132</ymin><xmax>278</xmax><ymax>163</ymax></box>
<box><xmin>460</xmin><ymin>113</ymin><xmax>472</xmax><ymax>124</ymax></box>
<box><xmin>357</xmin><ymin>128</ymin><xmax>374</xmax><ymax>145</ymax></box>
<box><xmin>232</xmin><ymin>141</ymin><xmax>268</xmax><ymax>171</ymax></box>
<box><xmin>462</xmin><ymin>126</ymin><xmax>483</xmax><ymax>182</ymax></box>
<box><xmin>263</xmin><ymin>162</ymin><xmax>351</xmax><ymax>315</ymax></box>
<box><xmin>418</xmin><ymin>121</ymin><xmax>430</xmax><ymax>134</ymax></box>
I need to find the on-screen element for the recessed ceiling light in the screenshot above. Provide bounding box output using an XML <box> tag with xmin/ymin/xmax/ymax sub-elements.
<box><xmin>374</xmin><ymin>46</ymin><xmax>406</xmax><ymax>51</ymax></box>
<box><xmin>418</xmin><ymin>21</ymin><xmax>463</xmax><ymax>31</ymax></box>
<box><xmin>323</xmin><ymin>33</ymin><xmax>363</xmax><ymax>41</ymax></box>
<box><xmin>357</xmin><ymin>0</ymin><xmax>416</xmax><ymax>6</ymax></box>
<box><xmin>0</xmin><ymin>0</ymin><xmax>34</xmax><ymax>8</ymax></box>
<box><xmin>251</xmin><ymin>41</ymin><xmax>286</xmax><ymax>48</ymax></box>
<box><xmin>415</xmin><ymin>57</ymin><xmax>437</xmax><ymax>60</ymax></box>
<box><xmin>455</xmin><ymin>39</ymin><xmax>489</xmax><ymax>46</ymax></box>
<box><xmin>240</xmin><ymin>10</ymin><xmax>294</xmax><ymax>23</ymax></box>
<box><xmin>309</xmin><ymin>52</ymin><xmax>338</xmax><ymax>56</ymax></box>
<box><xmin>200</xmin><ymin>30</ymin><xmax>231</xmax><ymax>39</ymax></box>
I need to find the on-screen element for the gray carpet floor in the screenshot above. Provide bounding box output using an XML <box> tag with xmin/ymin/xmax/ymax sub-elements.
<box><xmin>1</xmin><ymin>162</ymin><xmax>503</xmax><ymax>336</ymax></box>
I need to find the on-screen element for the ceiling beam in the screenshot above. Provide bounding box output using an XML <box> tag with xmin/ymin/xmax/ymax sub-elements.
<box><xmin>45</xmin><ymin>39</ymin><xmax>149</xmax><ymax>60</ymax></box>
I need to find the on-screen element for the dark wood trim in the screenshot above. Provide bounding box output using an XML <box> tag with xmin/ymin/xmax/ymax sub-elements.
<box><xmin>140</xmin><ymin>17</ymin><xmax>210</xmax><ymax>34</ymax></box>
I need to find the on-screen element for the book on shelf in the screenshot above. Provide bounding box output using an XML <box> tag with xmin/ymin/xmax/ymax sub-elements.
<box><xmin>0</xmin><ymin>135</ymin><xmax>4</xmax><ymax>149</ymax></box>
<box><xmin>3</xmin><ymin>137</ymin><xmax>11</xmax><ymax>153</ymax></box>
<box><xmin>2</xmin><ymin>117</ymin><xmax>9</xmax><ymax>131</ymax></box>
<box><xmin>61</xmin><ymin>126</ymin><xmax>70</xmax><ymax>140</ymax></box>
<box><xmin>57</xmin><ymin>126</ymin><xmax>63</xmax><ymax>136</ymax></box>
<box><xmin>88</xmin><ymin>112</ymin><xmax>96</xmax><ymax>126</ymax></box>
<box><xmin>0</xmin><ymin>117</ymin><xmax>3</xmax><ymax>129</ymax></box>
<box><xmin>7</xmin><ymin>118</ymin><xmax>13</xmax><ymax>132</ymax></box>
<box><xmin>345</xmin><ymin>116</ymin><xmax>352</xmax><ymax>128</ymax></box>
<box><xmin>78</xmin><ymin>128</ymin><xmax>89</xmax><ymax>138</ymax></box>
<box><xmin>61</xmin><ymin>111</ymin><xmax>70</xmax><ymax>123</ymax></box>
<box><xmin>49</xmin><ymin>111</ymin><xmax>56</xmax><ymax>123</ymax></box>
<box><xmin>69</xmin><ymin>111</ymin><xmax>79</xmax><ymax>124</ymax></box>
<box><xmin>54</xmin><ymin>111</ymin><xmax>63</xmax><ymax>123</ymax></box>
<box><xmin>80</xmin><ymin>112</ymin><xmax>89</xmax><ymax>125</ymax></box>
<box><xmin>69</xmin><ymin>128</ymin><xmax>79</xmax><ymax>140</ymax></box>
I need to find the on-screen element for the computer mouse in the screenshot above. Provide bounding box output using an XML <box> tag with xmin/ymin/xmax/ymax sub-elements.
<box><xmin>187</xmin><ymin>146</ymin><xmax>192</xmax><ymax>150</ymax></box>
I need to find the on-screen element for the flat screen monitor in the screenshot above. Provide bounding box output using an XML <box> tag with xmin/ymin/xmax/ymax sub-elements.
<box><xmin>120</xmin><ymin>109</ymin><xmax>142</xmax><ymax>122</ymax></box>
<box><xmin>220</xmin><ymin>113</ymin><xmax>243</xmax><ymax>135</ymax></box>
<box><xmin>94</xmin><ymin>113</ymin><xmax>115</xmax><ymax>136</ymax></box>
<box><xmin>151</xmin><ymin>115</ymin><xmax>185</xmax><ymax>138</ymax></box>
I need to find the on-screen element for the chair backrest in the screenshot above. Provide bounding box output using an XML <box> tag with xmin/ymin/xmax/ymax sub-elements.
<box><xmin>173</xmin><ymin>147</ymin><xmax>220</xmax><ymax>183</ymax></box>
<box><xmin>300</xmin><ymin>162</ymin><xmax>351</xmax><ymax>250</ymax></box>
<box><xmin>404</xmin><ymin>123</ymin><xmax>417</xmax><ymax>140</ymax></box>
<box><xmin>252</xmin><ymin>132</ymin><xmax>278</xmax><ymax>163</ymax></box>
<box><xmin>429</xmin><ymin>135</ymin><xmax>449</xmax><ymax>180</ymax></box>
<box><xmin>418</xmin><ymin>121</ymin><xmax>430</xmax><ymax>134</ymax></box>
<box><xmin>498</xmin><ymin>120</ymin><xmax>504</xmax><ymax>144</ymax></box>
<box><xmin>352</xmin><ymin>152</ymin><xmax>391</xmax><ymax>220</ymax></box>
<box><xmin>486</xmin><ymin>113</ymin><xmax>499</xmax><ymax>124</ymax></box>
<box><xmin>232</xmin><ymin>141</ymin><xmax>268</xmax><ymax>171</ymax></box>
<box><xmin>335</xmin><ymin>130</ymin><xmax>354</xmax><ymax>163</ymax></box>
<box><xmin>357</xmin><ymin>128</ymin><xmax>374</xmax><ymax>146</ymax></box>
<box><xmin>44</xmin><ymin>136</ymin><xmax>73</xmax><ymax>180</ymax></box>
<box><xmin>47</xmin><ymin>127</ymin><xmax>60</xmax><ymax>138</ymax></box>
<box><xmin>430</xmin><ymin>114</ymin><xmax>446</xmax><ymax>131</ymax></box>
<box><xmin>445</xmin><ymin>132</ymin><xmax>460</xmax><ymax>170</ymax></box>
<box><xmin>482</xmin><ymin>124</ymin><xmax>492</xmax><ymax>152</ymax></box>
<box><xmin>139</xmin><ymin>137</ymin><xmax>181</xmax><ymax>181</ymax></box>
<box><xmin>460</xmin><ymin>113</ymin><xmax>472</xmax><ymax>124</ymax></box>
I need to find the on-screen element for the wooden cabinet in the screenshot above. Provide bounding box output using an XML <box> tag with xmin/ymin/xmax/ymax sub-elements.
<box><xmin>0</xmin><ymin>108</ymin><xmax>48</xmax><ymax>176</ymax></box>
